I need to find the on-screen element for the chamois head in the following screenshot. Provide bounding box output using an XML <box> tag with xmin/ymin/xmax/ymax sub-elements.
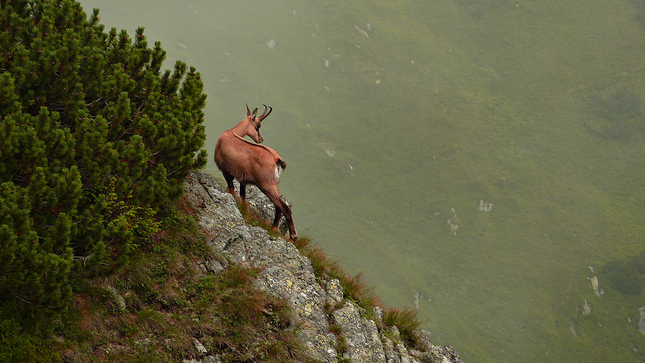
<box><xmin>234</xmin><ymin>104</ymin><xmax>273</xmax><ymax>143</ymax></box>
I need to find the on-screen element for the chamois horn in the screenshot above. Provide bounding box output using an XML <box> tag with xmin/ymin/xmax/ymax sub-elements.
<box><xmin>258</xmin><ymin>104</ymin><xmax>272</xmax><ymax>121</ymax></box>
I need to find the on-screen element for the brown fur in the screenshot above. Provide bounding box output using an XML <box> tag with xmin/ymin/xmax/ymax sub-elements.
<box><xmin>214</xmin><ymin>106</ymin><xmax>298</xmax><ymax>241</ymax></box>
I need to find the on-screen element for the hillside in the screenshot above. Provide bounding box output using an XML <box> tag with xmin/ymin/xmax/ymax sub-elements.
<box><xmin>178</xmin><ymin>170</ymin><xmax>462</xmax><ymax>363</ymax></box>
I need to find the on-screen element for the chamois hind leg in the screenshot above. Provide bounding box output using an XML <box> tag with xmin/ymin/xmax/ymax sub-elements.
<box><xmin>263</xmin><ymin>186</ymin><xmax>298</xmax><ymax>241</ymax></box>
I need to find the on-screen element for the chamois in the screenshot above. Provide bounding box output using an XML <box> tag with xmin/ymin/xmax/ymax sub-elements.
<box><xmin>214</xmin><ymin>105</ymin><xmax>298</xmax><ymax>241</ymax></box>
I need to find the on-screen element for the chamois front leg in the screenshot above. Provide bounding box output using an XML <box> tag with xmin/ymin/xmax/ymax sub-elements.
<box><xmin>239</xmin><ymin>182</ymin><xmax>248</xmax><ymax>205</ymax></box>
<box><xmin>222</xmin><ymin>171</ymin><xmax>236</xmax><ymax>196</ymax></box>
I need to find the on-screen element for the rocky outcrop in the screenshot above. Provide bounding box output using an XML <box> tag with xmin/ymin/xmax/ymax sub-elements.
<box><xmin>183</xmin><ymin>170</ymin><xmax>463</xmax><ymax>363</ymax></box>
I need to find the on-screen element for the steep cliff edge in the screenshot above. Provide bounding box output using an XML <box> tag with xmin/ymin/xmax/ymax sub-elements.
<box><xmin>183</xmin><ymin>170</ymin><xmax>463</xmax><ymax>363</ymax></box>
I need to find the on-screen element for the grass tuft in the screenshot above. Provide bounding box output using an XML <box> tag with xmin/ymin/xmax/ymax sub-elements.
<box><xmin>383</xmin><ymin>307</ymin><xmax>424</xmax><ymax>349</ymax></box>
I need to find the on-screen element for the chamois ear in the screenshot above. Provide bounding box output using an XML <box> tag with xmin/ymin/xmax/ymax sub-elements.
<box><xmin>252</xmin><ymin>108</ymin><xmax>258</xmax><ymax>118</ymax></box>
<box><xmin>246</xmin><ymin>104</ymin><xmax>251</xmax><ymax>116</ymax></box>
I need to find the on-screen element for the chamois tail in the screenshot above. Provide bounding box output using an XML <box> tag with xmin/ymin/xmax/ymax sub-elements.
<box><xmin>275</xmin><ymin>159</ymin><xmax>287</xmax><ymax>178</ymax></box>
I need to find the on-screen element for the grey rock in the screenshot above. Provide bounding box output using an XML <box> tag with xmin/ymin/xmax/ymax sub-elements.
<box><xmin>203</xmin><ymin>258</ymin><xmax>227</xmax><ymax>274</ymax></box>
<box><xmin>414</xmin><ymin>345</ymin><xmax>463</xmax><ymax>363</ymax></box>
<box><xmin>289</xmin><ymin>284</ymin><xmax>338</xmax><ymax>363</ymax></box>
<box><xmin>383</xmin><ymin>336</ymin><xmax>401</xmax><ymax>363</ymax></box>
<box><xmin>193</xmin><ymin>337</ymin><xmax>208</xmax><ymax>356</ymax></box>
<box><xmin>396</xmin><ymin>343</ymin><xmax>413</xmax><ymax>363</ymax></box>
<box><xmin>298</xmin><ymin>329</ymin><xmax>339</xmax><ymax>363</ymax></box>
<box><xmin>326</xmin><ymin>279</ymin><xmax>345</xmax><ymax>306</ymax></box>
<box><xmin>373</xmin><ymin>306</ymin><xmax>384</xmax><ymax>328</ymax></box>
<box><xmin>245</xmin><ymin>227</ymin><xmax>316</xmax><ymax>285</ymax></box>
<box><xmin>255</xmin><ymin>265</ymin><xmax>301</xmax><ymax>299</ymax></box>
<box><xmin>184</xmin><ymin>171</ymin><xmax>463</xmax><ymax>363</ymax></box>
<box><xmin>332</xmin><ymin>301</ymin><xmax>387</xmax><ymax>363</ymax></box>
<box><xmin>290</xmin><ymin>284</ymin><xmax>330</xmax><ymax>331</ymax></box>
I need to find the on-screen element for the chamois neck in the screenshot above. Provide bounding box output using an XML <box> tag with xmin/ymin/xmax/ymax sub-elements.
<box><xmin>229</xmin><ymin>120</ymin><xmax>249</xmax><ymax>135</ymax></box>
<box><xmin>227</xmin><ymin>115</ymin><xmax>263</xmax><ymax>143</ymax></box>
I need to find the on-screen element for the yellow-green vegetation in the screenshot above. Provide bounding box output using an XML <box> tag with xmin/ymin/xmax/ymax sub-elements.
<box><xmin>258</xmin><ymin>1</ymin><xmax>645</xmax><ymax>361</ymax></box>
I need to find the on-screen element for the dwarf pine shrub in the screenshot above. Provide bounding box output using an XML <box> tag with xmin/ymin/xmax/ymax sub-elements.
<box><xmin>0</xmin><ymin>0</ymin><xmax>207</xmax><ymax>309</ymax></box>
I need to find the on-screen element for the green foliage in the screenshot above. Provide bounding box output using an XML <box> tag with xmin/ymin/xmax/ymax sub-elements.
<box><xmin>0</xmin><ymin>0</ymin><xmax>207</xmax><ymax>310</ymax></box>
<box><xmin>103</xmin><ymin>177</ymin><xmax>161</xmax><ymax>249</ymax></box>
<box><xmin>0</xmin><ymin>302</ymin><xmax>61</xmax><ymax>363</ymax></box>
